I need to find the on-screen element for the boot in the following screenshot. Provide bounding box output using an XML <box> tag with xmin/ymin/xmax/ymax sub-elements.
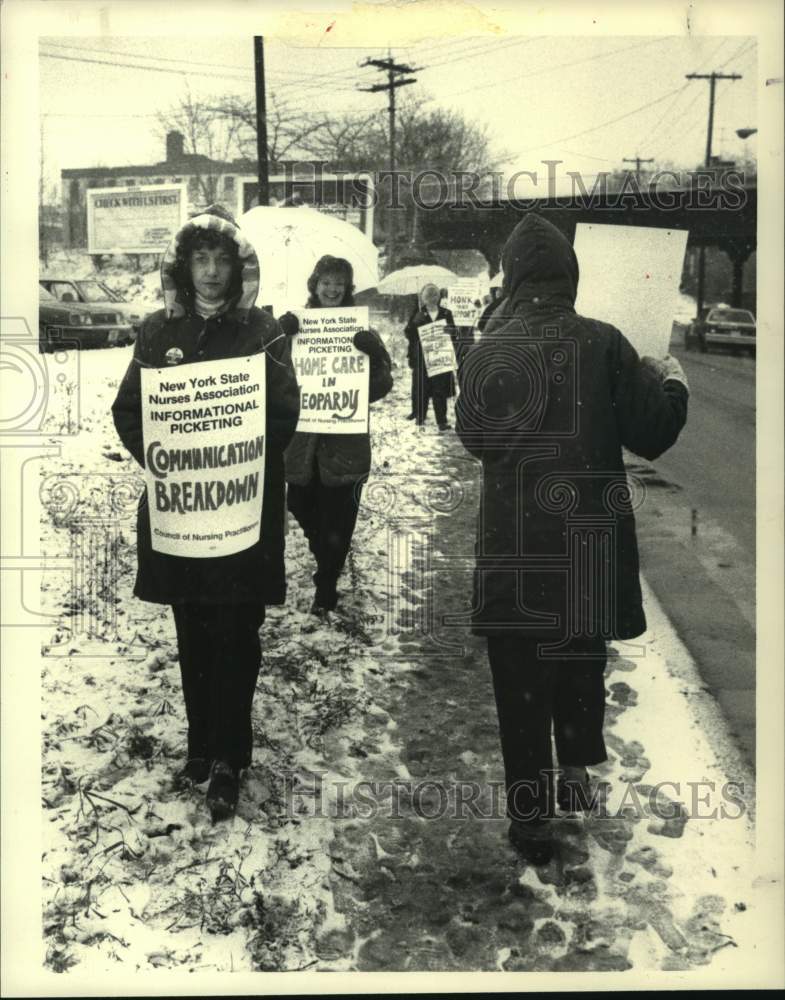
<box><xmin>508</xmin><ymin>819</ymin><xmax>554</xmax><ymax>866</ymax></box>
<box><xmin>206</xmin><ymin>760</ymin><xmax>240</xmax><ymax>822</ymax></box>
<box><xmin>557</xmin><ymin>768</ymin><xmax>598</xmax><ymax>813</ymax></box>
<box><xmin>175</xmin><ymin>757</ymin><xmax>211</xmax><ymax>787</ymax></box>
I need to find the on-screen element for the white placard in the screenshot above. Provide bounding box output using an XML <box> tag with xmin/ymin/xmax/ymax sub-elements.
<box><xmin>419</xmin><ymin>320</ymin><xmax>457</xmax><ymax>377</ymax></box>
<box><xmin>447</xmin><ymin>278</ymin><xmax>481</xmax><ymax>326</ymax></box>
<box><xmin>87</xmin><ymin>183</ymin><xmax>188</xmax><ymax>255</ymax></box>
<box><xmin>141</xmin><ymin>355</ymin><xmax>266</xmax><ymax>557</ymax></box>
<box><xmin>290</xmin><ymin>306</ymin><xmax>370</xmax><ymax>434</ymax></box>
<box><xmin>573</xmin><ymin>224</ymin><xmax>689</xmax><ymax>359</ymax></box>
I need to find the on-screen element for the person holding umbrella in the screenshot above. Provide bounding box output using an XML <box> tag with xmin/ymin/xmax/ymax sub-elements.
<box><xmin>404</xmin><ymin>282</ymin><xmax>457</xmax><ymax>431</ymax></box>
<box><xmin>279</xmin><ymin>255</ymin><xmax>393</xmax><ymax>614</ymax></box>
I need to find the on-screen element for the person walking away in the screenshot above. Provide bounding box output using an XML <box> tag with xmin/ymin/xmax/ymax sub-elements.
<box><xmin>404</xmin><ymin>282</ymin><xmax>457</xmax><ymax>431</ymax></box>
<box><xmin>279</xmin><ymin>255</ymin><xmax>393</xmax><ymax>615</ymax></box>
<box><xmin>112</xmin><ymin>205</ymin><xmax>300</xmax><ymax>822</ymax></box>
<box><xmin>456</xmin><ymin>214</ymin><xmax>689</xmax><ymax>864</ymax></box>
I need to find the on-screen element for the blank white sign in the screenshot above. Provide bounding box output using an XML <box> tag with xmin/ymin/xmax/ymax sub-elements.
<box><xmin>573</xmin><ymin>224</ymin><xmax>689</xmax><ymax>359</ymax></box>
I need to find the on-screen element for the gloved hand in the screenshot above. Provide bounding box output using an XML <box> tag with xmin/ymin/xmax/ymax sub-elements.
<box><xmin>661</xmin><ymin>354</ymin><xmax>689</xmax><ymax>390</ymax></box>
<box><xmin>353</xmin><ymin>329</ymin><xmax>381</xmax><ymax>356</ymax></box>
<box><xmin>641</xmin><ymin>354</ymin><xmax>690</xmax><ymax>392</ymax></box>
<box><xmin>278</xmin><ymin>311</ymin><xmax>300</xmax><ymax>338</ymax></box>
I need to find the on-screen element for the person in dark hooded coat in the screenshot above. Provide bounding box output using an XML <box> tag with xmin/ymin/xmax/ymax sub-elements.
<box><xmin>456</xmin><ymin>213</ymin><xmax>689</xmax><ymax>863</ymax></box>
<box><xmin>112</xmin><ymin>205</ymin><xmax>300</xmax><ymax>821</ymax></box>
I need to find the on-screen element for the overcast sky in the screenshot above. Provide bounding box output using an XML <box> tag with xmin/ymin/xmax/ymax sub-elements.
<box><xmin>39</xmin><ymin>33</ymin><xmax>758</xmax><ymax>196</ymax></box>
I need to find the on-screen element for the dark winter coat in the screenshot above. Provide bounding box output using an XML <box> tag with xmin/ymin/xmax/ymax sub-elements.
<box><xmin>405</xmin><ymin>305</ymin><xmax>458</xmax><ymax>398</ymax></box>
<box><xmin>455</xmin><ymin>213</ymin><xmax>688</xmax><ymax>640</ymax></box>
<box><xmin>112</xmin><ymin>212</ymin><xmax>300</xmax><ymax>608</ymax></box>
<box><xmin>284</xmin><ymin>321</ymin><xmax>393</xmax><ymax>488</ymax></box>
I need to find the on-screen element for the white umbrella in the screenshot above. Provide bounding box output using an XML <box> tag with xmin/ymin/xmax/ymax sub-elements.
<box><xmin>239</xmin><ymin>205</ymin><xmax>379</xmax><ymax>314</ymax></box>
<box><xmin>377</xmin><ymin>264</ymin><xmax>459</xmax><ymax>296</ymax></box>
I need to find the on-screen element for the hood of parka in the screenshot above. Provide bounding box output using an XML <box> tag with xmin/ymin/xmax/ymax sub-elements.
<box><xmin>160</xmin><ymin>204</ymin><xmax>260</xmax><ymax>322</ymax></box>
<box><xmin>500</xmin><ymin>213</ymin><xmax>579</xmax><ymax>309</ymax></box>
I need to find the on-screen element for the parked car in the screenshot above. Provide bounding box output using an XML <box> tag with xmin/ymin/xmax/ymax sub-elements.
<box><xmin>38</xmin><ymin>284</ymin><xmax>135</xmax><ymax>352</ymax></box>
<box><xmin>684</xmin><ymin>305</ymin><xmax>756</xmax><ymax>356</ymax></box>
<box><xmin>39</xmin><ymin>276</ymin><xmax>146</xmax><ymax>336</ymax></box>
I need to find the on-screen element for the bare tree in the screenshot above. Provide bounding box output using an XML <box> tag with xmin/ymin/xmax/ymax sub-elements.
<box><xmin>159</xmin><ymin>88</ymin><xmax>511</xmax><ymax>254</ymax></box>
<box><xmin>289</xmin><ymin>93</ymin><xmax>512</xmax><ymax>249</ymax></box>
<box><xmin>206</xmin><ymin>95</ymin><xmax>345</xmax><ymax>165</ymax></box>
<box><xmin>156</xmin><ymin>88</ymin><xmax>244</xmax><ymax>206</ymax></box>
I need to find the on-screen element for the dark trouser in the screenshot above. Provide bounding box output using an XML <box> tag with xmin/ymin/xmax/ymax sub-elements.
<box><xmin>486</xmin><ymin>635</ymin><xmax>608</xmax><ymax>820</ymax></box>
<box><xmin>412</xmin><ymin>358</ymin><xmax>448</xmax><ymax>426</ymax></box>
<box><xmin>287</xmin><ymin>464</ymin><xmax>364</xmax><ymax>606</ymax></box>
<box><xmin>171</xmin><ymin>603</ymin><xmax>264</xmax><ymax>770</ymax></box>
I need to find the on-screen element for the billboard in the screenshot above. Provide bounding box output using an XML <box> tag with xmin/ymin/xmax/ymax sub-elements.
<box><xmin>240</xmin><ymin>172</ymin><xmax>375</xmax><ymax>238</ymax></box>
<box><xmin>86</xmin><ymin>183</ymin><xmax>188</xmax><ymax>255</ymax></box>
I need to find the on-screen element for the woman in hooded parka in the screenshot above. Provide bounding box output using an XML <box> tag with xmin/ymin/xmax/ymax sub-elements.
<box><xmin>279</xmin><ymin>255</ymin><xmax>393</xmax><ymax>614</ymax></box>
<box><xmin>112</xmin><ymin>205</ymin><xmax>300</xmax><ymax>821</ymax></box>
<box><xmin>456</xmin><ymin>213</ymin><xmax>689</xmax><ymax>864</ymax></box>
<box><xmin>404</xmin><ymin>282</ymin><xmax>457</xmax><ymax>430</ymax></box>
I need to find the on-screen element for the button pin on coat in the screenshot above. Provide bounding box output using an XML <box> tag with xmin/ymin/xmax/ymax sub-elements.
<box><xmin>165</xmin><ymin>347</ymin><xmax>184</xmax><ymax>365</ymax></box>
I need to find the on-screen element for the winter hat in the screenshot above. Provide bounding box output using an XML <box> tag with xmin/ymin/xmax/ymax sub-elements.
<box><xmin>161</xmin><ymin>204</ymin><xmax>260</xmax><ymax>320</ymax></box>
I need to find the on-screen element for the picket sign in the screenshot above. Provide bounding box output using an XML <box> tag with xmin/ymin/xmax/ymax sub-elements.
<box><xmin>447</xmin><ymin>278</ymin><xmax>481</xmax><ymax>326</ymax></box>
<box><xmin>419</xmin><ymin>320</ymin><xmax>457</xmax><ymax>377</ymax></box>
<box><xmin>290</xmin><ymin>306</ymin><xmax>370</xmax><ymax>434</ymax></box>
<box><xmin>141</xmin><ymin>354</ymin><xmax>266</xmax><ymax>558</ymax></box>
<box><xmin>573</xmin><ymin>224</ymin><xmax>689</xmax><ymax>359</ymax></box>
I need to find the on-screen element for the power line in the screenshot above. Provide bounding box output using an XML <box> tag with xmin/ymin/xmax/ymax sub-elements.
<box><xmin>39</xmin><ymin>38</ymin><xmax>360</xmax><ymax>88</ymax></box>
<box><xmin>39</xmin><ymin>45</ymin><xmax>362</xmax><ymax>94</ymax></box>
<box><xmin>42</xmin><ymin>111</ymin><xmax>158</xmax><ymax>119</ymax></box>
<box><xmin>40</xmin><ymin>46</ymin><xmax>364</xmax><ymax>107</ymax></box>
<box><xmin>40</xmin><ymin>39</ymin><xmax>254</xmax><ymax>74</ymax></box>
<box><xmin>516</xmin><ymin>83</ymin><xmax>685</xmax><ymax>155</ymax></box>
<box><xmin>441</xmin><ymin>36</ymin><xmax>672</xmax><ymax>102</ymax></box>
<box><xmin>641</xmin><ymin>37</ymin><xmax>730</xmax><ymax>148</ymax></box>
<box><xmin>39</xmin><ymin>50</ymin><xmax>252</xmax><ymax>81</ymax></box>
<box><xmin>424</xmin><ymin>35</ymin><xmax>540</xmax><ymax>70</ymax></box>
<box><xmin>649</xmin><ymin>39</ymin><xmax>756</xmax><ymax>155</ymax></box>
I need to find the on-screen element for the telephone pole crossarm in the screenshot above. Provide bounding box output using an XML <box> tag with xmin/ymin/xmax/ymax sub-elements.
<box><xmin>623</xmin><ymin>156</ymin><xmax>655</xmax><ymax>183</ymax></box>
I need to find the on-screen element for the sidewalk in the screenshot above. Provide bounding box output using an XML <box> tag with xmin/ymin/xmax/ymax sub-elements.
<box><xmin>37</xmin><ymin>337</ymin><xmax>764</xmax><ymax>980</ymax></box>
<box><xmin>314</xmin><ymin>379</ymin><xmax>759</xmax><ymax>973</ymax></box>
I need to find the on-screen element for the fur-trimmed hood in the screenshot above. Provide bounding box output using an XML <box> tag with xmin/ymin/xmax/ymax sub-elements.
<box><xmin>160</xmin><ymin>205</ymin><xmax>260</xmax><ymax>322</ymax></box>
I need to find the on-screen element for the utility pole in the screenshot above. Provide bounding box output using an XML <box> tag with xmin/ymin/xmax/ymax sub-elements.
<box><xmin>254</xmin><ymin>36</ymin><xmax>270</xmax><ymax>207</ymax></box>
<box><xmin>686</xmin><ymin>71</ymin><xmax>742</xmax><ymax>168</ymax></box>
<box><xmin>622</xmin><ymin>156</ymin><xmax>654</xmax><ymax>185</ymax></box>
<box><xmin>685</xmin><ymin>70</ymin><xmax>742</xmax><ymax>314</ymax></box>
<box><xmin>358</xmin><ymin>52</ymin><xmax>420</xmax><ymax>270</ymax></box>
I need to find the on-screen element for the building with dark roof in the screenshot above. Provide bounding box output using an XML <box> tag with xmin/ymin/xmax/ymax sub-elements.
<box><xmin>61</xmin><ymin>131</ymin><xmax>374</xmax><ymax>247</ymax></box>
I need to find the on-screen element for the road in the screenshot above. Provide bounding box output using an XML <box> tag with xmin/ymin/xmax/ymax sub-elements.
<box><xmin>659</xmin><ymin>340</ymin><xmax>756</xmax><ymax>556</ymax></box>
<box><xmin>631</xmin><ymin>333</ymin><xmax>756</xmax><ymax>766</ymax></box>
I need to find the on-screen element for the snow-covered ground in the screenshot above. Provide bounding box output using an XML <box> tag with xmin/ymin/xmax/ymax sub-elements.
<box><xmin>33</xmin><ymin>306</ymin><xmax>769</xmax><ymax>983</ymax></box>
